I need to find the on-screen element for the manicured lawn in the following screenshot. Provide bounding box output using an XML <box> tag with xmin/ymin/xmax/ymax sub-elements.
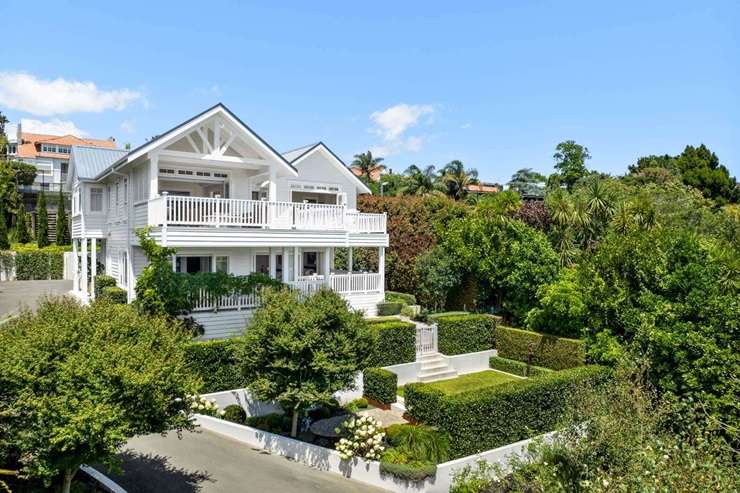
<box><xmin>398</xmin><ymin>370</ymin><xmax>520</xmax><ymax>397</ymax></box>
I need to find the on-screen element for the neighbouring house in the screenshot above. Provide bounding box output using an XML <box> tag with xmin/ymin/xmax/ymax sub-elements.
<box><xmin>67</xmin><ymin>103</ymin><xmax>388</xmax><ymax>338</ymax></box>
<box><xmin>7</xmin><ymin>124</ymin><xmax>117</xmax><ymax>242</ymax></box>
<box><xmin>465</xmin><ymin>181</ymin><xmax>500</xmax><ymax>196</ymax></box>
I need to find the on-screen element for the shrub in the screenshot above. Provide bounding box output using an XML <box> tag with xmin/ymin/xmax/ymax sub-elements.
<box><xmin>430</xmin><ymin>313</ymin><xmax>496</xmax><ymax>355</ymax></box>
<box><xmin>380</xmin><ymin>461</ymin><xmax>437</xmax><ymax>482</ymax></box>
<box><xmin>363</xmin><ymin>368</ymin><xmax>397</xmax><ymax>405</ymax></box>
<box><xmin>377</xmin><ymin>301</ymin><xmax>403</xmax><ymax>316</ymax></box>
<box><xmin>351</xmin><ymin>397</ymin><xmax>369</xmax><ymax>409</ymax></box>
<box><xmin>400</xmin><ymin>304</ymin><xmax>420</xmax><ymax>318</ymax></box>
<box><xmin>525</xmin><ymin>268</ymin><xmax>587</xmax><ymax>338</ymax></box>
<box><xmin>10</xmin><ymin>244</ymin><xmax>68</xmax><ymax>280</ymax></box>
<box><xmin>222</xmin><ymin>404</ymin><xmax>247</xmax><ymax>424</ymax></box>
<box><xmin>404</xmin><ymin>365</ymin><xmax>611</xmax><ymax>458</ymax></box>
<box><xmin>184</xmin><ymin>339</ymin><xmax>244</xmax><ymax>393</ymax></box>
<box><xmin>95</xmin><ymin>275</ymin><xmax>117</xmax><ymax>297</ymax></box>
<box><xmin>336</xmin><ymin>415</ymin><xmax>385</xmax><ymax>460</ymax></box>
<box><xmin>367</xmin><ymin>320</ymin><xmax>416</xmax><ymax>367</ymax></box>
<box><xmin>246</xmin><ymin>413</ymin><xmax>290</xmax><ymax>434</ymax></box>
<box><xmin>99</xmin><ymin>286</ymin><xmax>127</xmax><ymax>304</ymax></box>
<box><xmin>385</xmin><ymin>291</ymin><xmax>417</xmax><ymax>305</ymax></box>
<box><xmin>489</xmin><ymin>356</ymin><xmax>552</xmax><ymax>377</ymax></box>
<box><xmin>496</xmin><ymin>325</ymin><xmax>585</xmax><ymax>370</ymax></box>
<box><xmin>383</xmin><ymin>424</ymin><xmax>450</xmax><ymax>463</ymax></box>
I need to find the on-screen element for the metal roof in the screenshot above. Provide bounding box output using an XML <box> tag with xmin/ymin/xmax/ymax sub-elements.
<box><xmin>281</xmin><ymin>142</ymin><xmax>320</xmax><ymax>163</ymax></box>
<box><xmin>71</xmin><ymin>145</ymin><xmax>130</xmax><ymax>179</ymax></box>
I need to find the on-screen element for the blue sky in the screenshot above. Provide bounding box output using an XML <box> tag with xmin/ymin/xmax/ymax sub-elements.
<box><xmin>1</xmin><ymin>1</ymin><xmax>738</xmax><ymax>184</ymax></box>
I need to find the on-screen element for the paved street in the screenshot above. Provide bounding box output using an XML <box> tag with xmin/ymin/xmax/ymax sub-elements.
<box><xmin>0</xmin><ymin>280</ymin><xmax>73</xmax><ymax>321</ymax></box>
<box><xmin>101</xmin><ymin>429</ymin><xmax>386</xmax><ymax>493</ymax></box>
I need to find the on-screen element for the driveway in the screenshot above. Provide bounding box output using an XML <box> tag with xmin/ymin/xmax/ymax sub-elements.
<box><xmin>101</xmin><ymin>429</ymin><xmax>386</xmax><ymax>493</ymax></box>
<box><xmin>0</xmin><ymin>280</ymin><xmax>73</xmax><ymax>321</ymax></box>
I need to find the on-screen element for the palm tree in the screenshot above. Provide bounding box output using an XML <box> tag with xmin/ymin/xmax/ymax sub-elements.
<box><xmin>400</xmin><ymin>165</ymin><xmax>442</xmax><ymax>196</ymax></box>
<box><xmin>351</xmin><ymin>151</ymin><xmax>384</xmax><ymax>181</ymax></box>
<box><xmin>441</xmin><ymin>160</ymin><xmax>478</xmax><ymax>200</ymax></box>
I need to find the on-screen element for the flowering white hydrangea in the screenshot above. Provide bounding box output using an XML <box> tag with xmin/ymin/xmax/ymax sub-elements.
<box><xmin>186</xmin><ymin>394</ymin><xmax>221</xmax><ymax>417</ymax></box>
<box><xmin>334</xmin><ymin>415</ymin><xmax>385</xmax><ymax>461</ymax></box>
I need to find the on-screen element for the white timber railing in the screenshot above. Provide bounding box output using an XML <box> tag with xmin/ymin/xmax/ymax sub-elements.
<box><xmin>191</xmin><ymin>272</ymin><xmax>382</xmax><ymax>312</ymax></box>
<box><xmin>150</xmin><ymin>194</ymin><xmax>386</xmax><ymax>233</ymax></box>
<box><xmin>415</xmin><ymin>324</ymin><xmax>438</xmax><ymax>357</ymax></box>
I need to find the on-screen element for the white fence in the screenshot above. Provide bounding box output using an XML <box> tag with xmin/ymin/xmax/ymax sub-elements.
<box><xmin>151</xmin><ymin>194</ymin><xmax>386</xmax><ymax>233</ymax></box>
<box><xmin>191</xmin><ymin>290</ymin><xmax>261</xmax><ymax>312</ymax></box>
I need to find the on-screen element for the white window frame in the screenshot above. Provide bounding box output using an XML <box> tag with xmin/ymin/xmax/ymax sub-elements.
<box><xmin>89</xmin><ymin>187</ymin><xmax>104</xmax><ymax>213</ymax></box>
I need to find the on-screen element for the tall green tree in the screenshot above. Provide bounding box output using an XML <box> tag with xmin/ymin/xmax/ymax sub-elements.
<box><xmin>0</xmin><ymin>298</ymin><xmax>198</xmax><ymax>493</ymax></box>
<box><xmin>401</xmin><ymin>164</ymin><xmax>442</xmax><ymax>196</ymax></box>
<box><xmin>441</xmin><ymin>160</ymin><xmax>478</xmax><ymax>200</ymax></box>
<box><xmin>0</xmin><ymin>201</ymin><xmax>9</xmax><ymax>250</ymax></box>
<box><xmin>507</xmin><ymin>168</ymin><xmax>546</xmax><ymax>198</ymax></box>
<box><xmin>55</xmin><ymin>188</ymin><xmax>68</xmax><ymax>246</ymax></box>
<box><xmin>240</xmin><ymin>288</ymin><xmax>373</xmax><ymax>437</ymax></box>
<box><xmin>0</xmin><ymin>111</ymin><xmax>8</xmax><ymax>157</ymax></box>
<box><xmin>35</xmin><ymin>191</ymin><xmax>49</xmax><ymax>248</ymax></box>
<box><xmin>14</xmin><ymin>202</ymin><xmax>31</xmax><ymax>244</ymax></box>
<box><xmin>548</xmin><ymin>140</ymin><xmax>591</xmax><ymax>190</ymax></box>
<box><xmin>351</xmin><ymin>150</ymin><xmax>384</xmax><ymax>181</ymax></box>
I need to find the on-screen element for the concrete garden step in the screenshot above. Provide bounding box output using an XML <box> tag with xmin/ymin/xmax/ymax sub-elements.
<box><xmin>420</xmin><ymin>361</ymin><xmax>450</xmax><ymax>372</ymax></box>
<box><xmin>418</xmin><ymin>369</ymin><xmax>458</xmax><ymax>382</ymax></box>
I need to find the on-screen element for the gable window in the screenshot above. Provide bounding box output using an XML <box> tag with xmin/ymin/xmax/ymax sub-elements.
<box><xmin>90</xmin><ymin>187</ymin><xmax>103</xmax><ymax>212</ymax></box>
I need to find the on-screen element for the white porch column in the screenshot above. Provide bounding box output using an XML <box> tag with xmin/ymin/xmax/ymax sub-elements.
<box><xmin>323</xmin><ymin>247</ymin><xmax>331</xmax><ymax>279</ymax></box>
<box><xmin>149</xmin><ymin>152</ymin><xmax>159</xmax><ymax>199</ymax></box>
<box><xmin>348</xmin><ymin>247</ymin><xmax>353</xmax><ymax>273</ymax></box>
<box><xmin>72</xmin><ymin>239</ymin><xmax>79</xmax><ymax>292</ymax></box>
<box><xmin>269</xmin><ymin>248</ymin><xmax>277</xmax><ymax>279</ymax></box>
<box><xmin>282</xmin><ymin>247</ymin><xmax>290</xmax><ymax>283</ymax></box>
<box><xmin>81</xmin><ymin>238</ymin><xmax>88</xmax><ymax>299</ymax></box>
<box><xmin>378</xmin><ymin>247</ymin><xmax>385</xmax><ymax>294</ymax></box>
<box><xmin>294</xmin><ymin>247</ymin><xmax>301</xmax><ymax>280</ymax></box>
<box><xmin>268</xmin><ymin>167</ymin><xmax>277</xmax><ymax>201</ymax></box>
<box><xmin>90</xmin><ymin>238</ymin><xmax>97</xmax><ymax>300</ymax></box>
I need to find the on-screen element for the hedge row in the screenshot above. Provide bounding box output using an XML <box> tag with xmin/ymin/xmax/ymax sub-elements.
<box><xmin>363</xmin><ymin>368</ymin><xmax>397</xmax><ymax>405</ymax></box>
<box><xmin>404</xmin><ymin>365</ymin><xmax>611</xmax><ymax>458</ymax></box>
<box><xmin>489</xmin><ymin>356</ymin><xmax>552</xmax><ymax>377</ymax></box>
<box><xmin>367</xmin><ymin>320</ymin><xmax>416</xmax><ymax>367</ymax></box>
<box><xmin>184</xmin><ymin>339</ymin><xmax>244</xmax><ymax>393</ymax></box>
<box><xmin>430</xmin><ymin>313</ymin><xmax>496</xmax><ymax>355</ymax></box>
<box><xmin>99</xmin><ymin>286</ymin><xmax>127</xmax><ymax>304</ymax></box>
<box><xmin>495</xmin><ymin>325</ymin><xmax>585</xmax><ymax>370</ymax></box>
<box><xmin>95</xmin><ymin>275</ymin><xmax>117</xmax><ymax>297</ymax></box>
<box><xmin>385</xmin><ymin>291</ymin><xmax>417</xmax><ymax>305</ymax></box>
<box><xmin>13</xmin><ymin>251</ymin><xmax>64</xmax><ymax>280</ymax></box>
<box><xmin>377</xmin><ymin>302</ymin><xmax>403</xmax><ymax>316</ymax></box>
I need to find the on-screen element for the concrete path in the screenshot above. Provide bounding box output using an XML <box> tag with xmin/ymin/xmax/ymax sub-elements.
<box><xmin>0</xmin><ymin>280</ymin><xmax>72</xmax><ymax>321</ymax></box>
<box><xmin>100</xmin><ymin>429</ymin><xmax>387</xmax><ymax>493</ymax></box>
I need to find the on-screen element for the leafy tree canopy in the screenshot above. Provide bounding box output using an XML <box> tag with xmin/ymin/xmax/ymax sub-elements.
<box><xmin>0</xmin><ymin>298</ymin><xmax>197</xmax><ymax>493</ymax></box>
<box><xmin>507</xmin><ymin>167</ymin><xmax>546</xmax><ymax>198</ymax></box>
<box><xmin>548</xmin><ymin>140</ymin><xmax>591</xmax><ymax>190</ymax></box>
<box><xmin>240</xmin><ymin>288</ymin><xmax>374</xmax><ymax>436</ymax></box>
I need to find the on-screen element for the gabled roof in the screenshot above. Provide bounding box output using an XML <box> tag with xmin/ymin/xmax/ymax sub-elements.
<box><xmin>71</xmin><ymin>145</ymin><xmax>130</xmax><ymax>180</ymax></box>
<box><xmin>285</xmin><ymin>142</ymin><xmax>372</xmax><ymax>194</ymax></box>
<box><xmin>23</xmin><ymin>132</ymin><xmax>116</xmax><ymax>148</ymax></box>
<box><xmin>281</xmin><ymin>143</ymin><xmax>320</xmax><ymax>163</ymax></box>
<box><xmin>95</xmin><ymin>103</ymin><xmax>298</xmax><ymax>180</ymax></box>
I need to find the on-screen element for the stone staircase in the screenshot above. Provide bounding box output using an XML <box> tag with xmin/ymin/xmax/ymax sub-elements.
<box><xmin>417</xmin><ymin>352</ymin><xmax>457</xmax><ymax>382</ymax></box>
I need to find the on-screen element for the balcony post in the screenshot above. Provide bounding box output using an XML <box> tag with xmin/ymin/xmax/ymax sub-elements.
<box><xmin>282</xmin><ymin>247</ymin><xmax>290</xmax><ymax>283</ymax></box>
<box><xmin>378</xmin><ymin>246</ymin><xmax>385</xmax><ymax>295</ymax></box>
<box><xmin>72</xmin><ymin>238</ymin><xmax>79</xmax><ymax>292</ymax></box>
<box><xmin>148</xmin><ymin>152</ymin><xmax>159</xmax><ymax>199</ymax></box>
<box><xmin>323</xmin><ymin>247</ymin><xmax>331</xmax><ymax>284</ymax></box>
<box><xmin>294</xmin><ymin>247</ymin><xmax>301</xmax><ymax>281</ymax></box>
<box><xmin>90</xmin><ymin>238</ymin><xmax>97</xmax><ymax>300</ymax></box>
<box><xmin>81</xmin><ymin>238</ymin><xmax>88</xmax><ymax>300</ymax></box>
<box><xmin>269</xmin><ymin>248</ymin><xmax>277</xmax><ymax>279</ymax></box>
<box><xmin>348</xmin><ymin>247</ymin><xmax>353</xmax><ymax>273</ymax></box>
<box><xmin>161</xmin><ymin>191</ymin><xmax>168</xmax><ymax>246</ymax></box>
<box><xmin>268</xmin><ymin>167</ymin><xmax>277</xmax><ymax>201</ymax></box>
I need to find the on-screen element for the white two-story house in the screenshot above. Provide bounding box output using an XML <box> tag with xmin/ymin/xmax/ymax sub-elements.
<box><xmin>67</xmin><ymin>103</ymin><xmax>388</xmax><ymax>339</ymax></box>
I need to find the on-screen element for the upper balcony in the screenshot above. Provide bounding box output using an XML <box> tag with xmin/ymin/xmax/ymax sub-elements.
<box><xmin>143</xmin><ymin>193</ymin><xmax>386</xmax><ymax>234</ymax></box>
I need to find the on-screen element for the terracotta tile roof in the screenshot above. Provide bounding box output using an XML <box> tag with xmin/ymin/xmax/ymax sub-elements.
<box><xmin>22</xmin><ymin>132</ymin><xmax>116</xmax><ymax>148</ymax></box>
<box><xmin>466</xmin><ymin>182</ymin><xmax>500</xmax><ymax>194</ymax></box>
<box><xmin>16</xmin><ymin>142</ymin><xmax>38</xmax><ymax>158</ymax></box>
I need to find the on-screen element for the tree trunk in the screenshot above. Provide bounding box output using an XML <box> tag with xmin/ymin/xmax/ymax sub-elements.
<box><xmin>62</xmin><ymin>467</ymin><xmax>76</xmax><ymax>493</ymax></box>
<box><xmin>290</xmin><ymin>410</ymin><xmax>299</xmax><ymax>438</ymax></box>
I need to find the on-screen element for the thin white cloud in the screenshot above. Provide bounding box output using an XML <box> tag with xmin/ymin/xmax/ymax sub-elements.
<box><xmin>120</xmin><ymin>119</ymin><xmax>136</xmax><ymax>133</ymax></box>
<box><xmin>460</xmin><ymin>122</ymin><xmax>472</xmax><ymax>129</ymax></box>
<box><xmin>20</xmin><ymin>118</ymin><xmax>88</xmax><ymax>137</ymax></box>
<box><xmin>0</xmin><ymin>72</ymin><xmax>141</xmax><ymax>116</ymax></box>
<box><xmin>368</xmin><ymin>103</ymin><xmax>434</xmax><ymax>157</ymax></box>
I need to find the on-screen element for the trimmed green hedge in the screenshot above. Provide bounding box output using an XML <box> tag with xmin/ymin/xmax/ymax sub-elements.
<box><xmin>404</xmin><ymin>365</ymin><xmax>611</xmax><ymax>458</ymax></box>
<box><xmin>184</xmin><ymin>339</ymin><xmax>244</xmax><ymax>393</ymax></box>
<box><xmin>496</xmin><ymin>325</ymin><xmax>585</xmax><ymax>370</ymax></box>
<box><xmin>430</xmin><ymin>313</ymin><xmax>496</xmax><ymax>356</ymax></box>
<box><xmin>489</xmin><ymin>356</ymin><xmax>552</xmax><ymax>377</ymax></box>
<box><xmin>378</xmin><ymin>302</ymin><xmax>403</xmax><ymax>316</ymax></box>
<box><xmin>95</xmin><ymin>274</ymin><xmax>117</xmax><ymax>297</ymax></box>
<box><xmin>385</xmin><ymin>291</ymin><xmax>417</xmax><ymax>306</ymax></box>
<box><xmin>363</xmin><ymin>367</ymin><xmax>397</xmax><ymax>405</ymax></box>
<box><xmin>99</xmin><ymin>286</ymin><xmax>127</xmax><ymax>304</ymax></box>
<box><xmin>367</xmin><ymin>320</ymin><xmax>416</xmax><ymax>367</ymax></box>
